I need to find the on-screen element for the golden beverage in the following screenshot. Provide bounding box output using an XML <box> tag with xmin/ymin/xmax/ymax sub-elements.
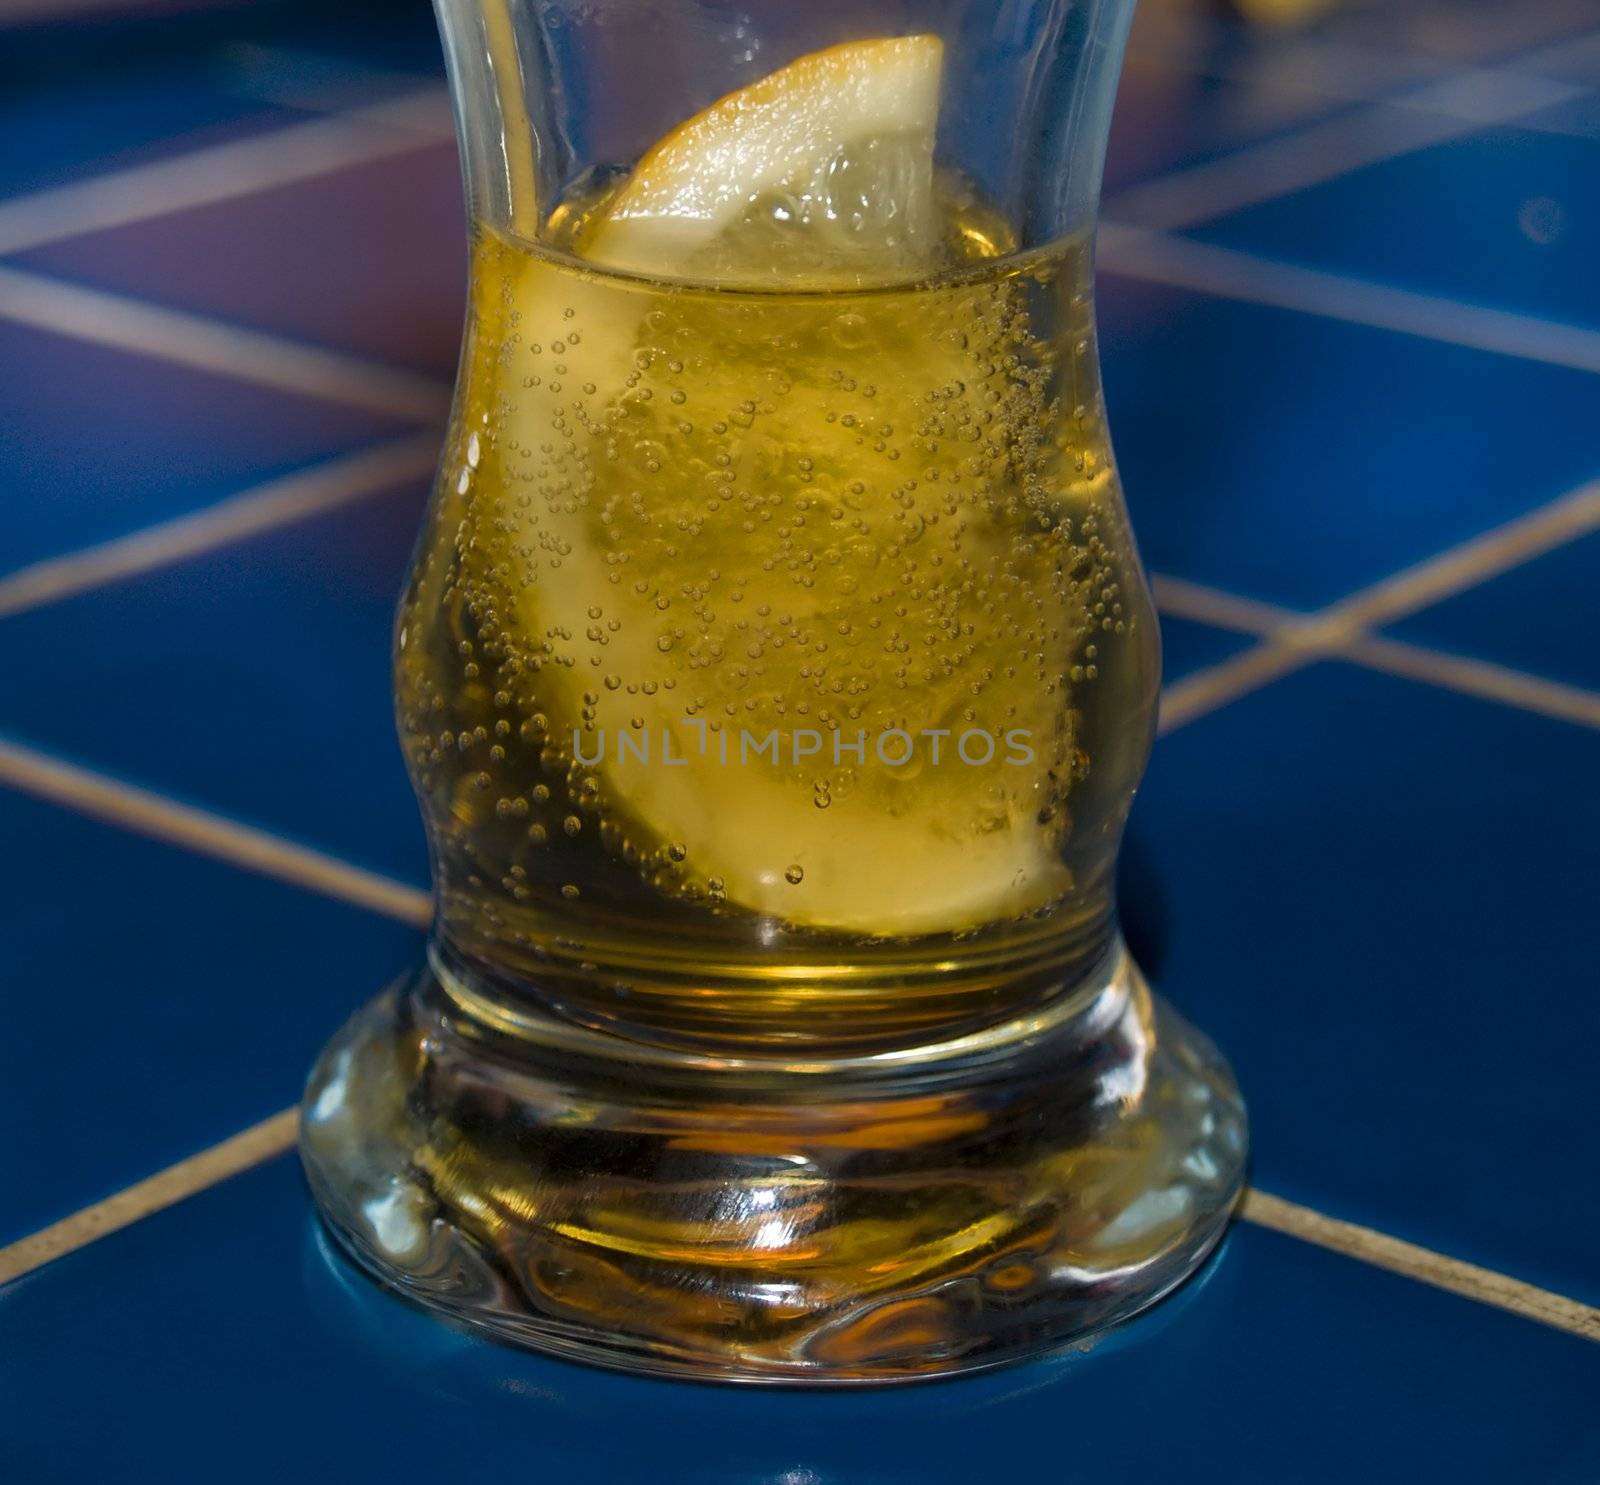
<box><xmin>395</xmin><ymin>184</ymin><xmax>1159</xmax><ymax>1051</ymax></box>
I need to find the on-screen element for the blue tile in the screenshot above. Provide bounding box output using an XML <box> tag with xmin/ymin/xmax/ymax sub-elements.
<box><xmin>1130</xmin><ymin>659</ymin><xmax>1600</xmax><ymax>1305</ymax></box>
<box><xmin>0</xmin><ymin>68</ymin><xmax>296</xmax><ymax>201</ymax></box>
<box><xmin>1190</xmin><ymin>126</ymin><xmax>1600</xmax><ymax>332</ymax></box>
<box><xmin>3</xmin><ymin>1155</ymin><xmax>1595</xmax><ymax>1483</ymax></box>
<box><xmin>0</xmin><ymin>320</ymin><xmax>409</xmax><ymax>576</ymax></box>
<box><xmin>1157</xmin><ymin>610</ymin><xmax>1256</xmax><ymax>683</ymax></box>
<box><xmin>1099</xmin><ymin>282</ymin><xmax>1600</xmax><ymax>609</ymax></box>
<box><xmin>0</xmin><ymin>784</ymin><xmax>419</xmax><ymax>1246</ymax></box>
<box><xmin>0</xmin><ymin>481</ymin><xmax>431</xmax><ymax>887</ymax></box>
<box><xmin>17</xmin><ymin>144</ymin><xmax>467</xmax><ymax>377</ymax></box>
<box><xmin>1384</xmin><ymin>528</ymin><xmax>1600</xmax><ymax>693</ymax></box>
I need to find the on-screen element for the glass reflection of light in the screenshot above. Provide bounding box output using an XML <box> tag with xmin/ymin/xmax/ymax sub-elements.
<box><xmin>753</xmin><ymin>1217</ymin><xmax>795</xmax><ymax>1251</ymax></box>
<box><xmin>1095</xmin><ymin>995</ymin><xmax>1151</xmax><ymax>1109</ymax></box>
<box><xmin>362</xmin><ymin>1185</ymin><xmax>428</xmax><ymax>1258</ymax></box>
<box><xmin>308</xmin><ymin>1048</ymin><xmax>351</xmax><ymax>1122</ymax></box>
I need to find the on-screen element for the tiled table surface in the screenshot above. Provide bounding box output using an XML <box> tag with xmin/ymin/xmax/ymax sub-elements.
<box><xmin>2</xmin><ymin>0</ymin><xmax>1597</xmax><ymax>1478</ymax></box>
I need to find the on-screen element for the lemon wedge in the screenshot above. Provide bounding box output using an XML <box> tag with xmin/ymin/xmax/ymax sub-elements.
<box><xmin>585</xmin><ymin>36</ymin><xmax>945</xmax><ymax>283</ymax></box>
<box><xmin>472</xmin><ymin>36</ymin><xmax>1081</xmax><ymax>934</ymax></box>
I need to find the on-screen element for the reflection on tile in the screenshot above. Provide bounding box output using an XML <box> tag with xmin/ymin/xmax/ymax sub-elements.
<box><xmin>0</xmin><ymin>319</ymin><xmax>408</xmax><ymax>577</ymax></box>
<box><xmin>1132</xmin><ymin>660</ymin><xmax>1600</xmax><ymax>1304</ymax></box>
<box><xmin>17</xmin><ymin>144</ymin><xmax>466</xmax><ymax>376</ymax></box>
<box><xmin>0</xmin><ymin>482</ymin><xmax>431</xmax><ymax>886</ymax></box>
<box><xmin>3</xmin><ymin>1155</ymin><xmax>1596</xmax><ymax>1483</ymax></box>
<box><xmin>1384</xmin><ymin>527</ymin><xmax>1600</xmax><ymax>693</ymax></box>
<box><xmin>0</xmin><ymin>786</ymin><xmax>418</xmax><ymax>1246</ymax></box>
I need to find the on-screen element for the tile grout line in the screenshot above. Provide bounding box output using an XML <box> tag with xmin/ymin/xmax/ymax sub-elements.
<box><xmin>0</xmin><ymin>737</ymin><xmax>432</xmax><ymax>928</ymax></box>
<box><xmin>1101</xmin><ymin>62</ymin><xmax>1585</xmax><ymax>233</ymax></box>
<box><xmin>1097</xmin><ymin>226</ymin><xmax>1600</xmax><ymax>376</ymax></box>
<box><xmin>1343</xmin><ymin>634</ymin><xmax>1600</xmax><ymax>730</ymax></box>
<box><xmin>0</xmin><ymin>264</ymin><xmax>452</xmax><ymax>423</ymax></box>
<box><xmin>1158</xmin><ymin>641</ymin><xmax>1310</xmax><ymax>736</ymax></box>
<box><xmin>1154</xmin><ymin>475</ymin><xmax>1600</xmax><ymax>735</ymax></box>
<box><xmin>1153</xmin><ymin>575</ymin><xmax>1600</xmax><ymax>730</ymax></box>
<box><xmin>0</xmin><ymin>86</ymin><xmax>452</xmax><ymax>258</ymax></box>
<box><xmin>1240</xmin><ymin>1190</ymin><xmax>1600</xmax><ymax>1344</ymax></box>
<box><xmin>1325</xmin><ymin>479</ymin><xmax>1600</xmax><ymax>634</ymax></box>
<box><xmin>1149</xmin><ymin>573</ymin><xmax>1302</xmax><ymax>633</ymax></box>
<box><xmin>0</xmin><ymin>434</ymin><xmax>443</xmax><ymax>621</ymax></box>
<box><xmin>0</xmin><ymin>1109</ymin><xmax>300</xmax><ymax>1287</ymax></box>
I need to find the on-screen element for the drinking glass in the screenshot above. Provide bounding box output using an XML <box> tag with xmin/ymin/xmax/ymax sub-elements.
<box><xmin>301</xmin><ymin>0</ymin><xmax>1247</xmax><ymax>1384</ymax></box>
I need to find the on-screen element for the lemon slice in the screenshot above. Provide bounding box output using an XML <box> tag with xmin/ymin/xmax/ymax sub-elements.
<box><xmin>474</xmin><ymin>37</ymin><xmax>1081</xmax><ymax>934</ymax></box>
<box><xmin>585</xmin><ymin>36</ymin><xmax>944</xmax><ymax>284</ymax></box>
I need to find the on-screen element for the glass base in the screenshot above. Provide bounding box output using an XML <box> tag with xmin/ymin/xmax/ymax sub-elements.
<box><xmin>300</xmin><ymin>946</ymin><xmax>1246</xmax><ymax>1385</ymax></box>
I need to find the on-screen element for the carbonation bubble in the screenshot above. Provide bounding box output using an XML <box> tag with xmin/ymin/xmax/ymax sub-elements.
<box><xmin>831</xmin><ymin>313</ymin><xmax>868</xmax><ymax>349</ymax></box>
